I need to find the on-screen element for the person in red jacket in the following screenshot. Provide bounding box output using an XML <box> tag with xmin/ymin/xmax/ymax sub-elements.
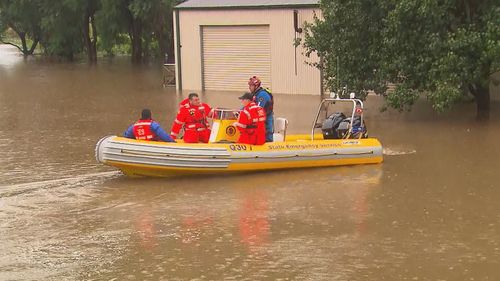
<box><xmin>171</xmin><ymin>93</ymin><xmax>213</xmax><ymax>143</ymax></box>
<box><xmin>233</xmin><ymin>93</ymin><xmax>266</xmax><ymax>145</ymax></box>
<box><xmin>178</xmin><ymin>97</ymin><xmax>190</xmax><ymax>108</ymax></box>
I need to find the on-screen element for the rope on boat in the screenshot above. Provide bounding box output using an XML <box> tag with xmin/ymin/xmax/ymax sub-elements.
<box><xmin>231</xmin><ymin>150</ymin><xmax>375</xmax><ymax>159</ymax></box>
<box><xmin>119</xmin><ymin>148</ymin><xmax>375</xmax><ymax>160</ymax></box>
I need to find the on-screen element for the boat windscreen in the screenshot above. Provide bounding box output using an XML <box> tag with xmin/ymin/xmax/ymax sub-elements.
<box><xmin>213</xmin><ymin>108</ymin><xmax>238</xmax><ymax>120</ymax></box>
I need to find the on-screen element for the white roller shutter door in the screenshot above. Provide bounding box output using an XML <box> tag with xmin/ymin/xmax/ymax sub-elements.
<box><xmin>202</xmin><ymin>25</ymin><xmax>271</xmax><ymax>91</ymax></box>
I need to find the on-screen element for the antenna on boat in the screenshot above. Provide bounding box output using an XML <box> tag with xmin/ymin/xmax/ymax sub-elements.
<box><xmin>336</xmin><ymin>56</ymin><xmax>340</xmax><ymax>95</ymax></box>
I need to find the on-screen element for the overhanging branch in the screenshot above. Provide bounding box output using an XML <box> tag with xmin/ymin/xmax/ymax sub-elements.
<box><xmin>0</xmin><ymin>38</ymin><xmax>24</xmax><ymax>53</ymax></box>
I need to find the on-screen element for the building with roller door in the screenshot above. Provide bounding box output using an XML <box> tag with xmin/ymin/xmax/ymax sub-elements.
<box><xmin>174</xmin><ymin>0</ymin><xmax>321</xmax><ymax>95</ymax></box>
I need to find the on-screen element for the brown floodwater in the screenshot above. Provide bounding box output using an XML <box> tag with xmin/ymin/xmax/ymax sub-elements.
<box><xmin>1</xmin><ymin>44</ymin><xmax>500</xmax><ymax>280</ymax></box>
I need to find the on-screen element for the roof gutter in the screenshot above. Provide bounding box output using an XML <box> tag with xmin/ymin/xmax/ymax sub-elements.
<box><xmin>174</xmin><ymin>4</ymin><xmax>318</xmax><ymax>10</ymax></box>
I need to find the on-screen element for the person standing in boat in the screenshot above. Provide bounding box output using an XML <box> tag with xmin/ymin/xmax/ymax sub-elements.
<box><xmin>233</xmin><ymin>93</ymin><xmax>266</xmax><ymax>145</ymax></box>
<box><xmin>170</xmin><ymin>93</ymin><xmax>213</xmax><ymax>143</ymax></box>
<box><xmin>177</xmin><ymin>94</ymin><xmax>191</xmax><ymax>108</ymax></box>
<box><xmin>248</xmin><ymin>76</ymin><xmax>274</xmax><ymax>142</ymax></box>
<box><xmin>124</xmin><ymin>109</ymin><xmax>176</xmax><ymax>142</ymax></box>
<box><xmin>174</xmin><ymin>93</ymin><xmax>202</xmax><ymax>140</ymax></box>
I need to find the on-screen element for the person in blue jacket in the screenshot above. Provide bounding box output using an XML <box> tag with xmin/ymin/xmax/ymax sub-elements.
<box><xmin>124</xmin><ymin>109</ymin><xmax>176</xmax><ymax>142</ymax></box>
<box><xmin>248</xmin><ymin>76</ymin><xmax>274</xmax><ymax>142</ymax></box>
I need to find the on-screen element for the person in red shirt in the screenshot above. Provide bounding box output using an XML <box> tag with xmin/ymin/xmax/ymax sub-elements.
<box><xmin>171</xmin><ymin>93</ymin><xmax>213</xmax><ymax>143</ymax></box>
<box><xmin>233</xmin><ymin>93</ymin><xmax>266</xmax><ymax>145</ymax></box>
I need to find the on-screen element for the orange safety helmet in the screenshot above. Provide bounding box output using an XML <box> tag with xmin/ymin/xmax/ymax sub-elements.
<box><xmin>248</xmin><ymin>76</ymin><xmax>261</xmax><ymax>88</ymax></box>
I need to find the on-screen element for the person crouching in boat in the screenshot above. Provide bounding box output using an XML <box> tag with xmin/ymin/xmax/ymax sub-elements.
<box><xmin>233</xmin><ymin>93</ymin><xmax>266</xmax><ymax>145</ymax></box>
<box><xmin>170</xmin><ymin>93</ymin><xmax>213</xmax><ymax>143</ymax></box>
<box><xmin>124</xmin><ymin>109</ymin><xmax>176</xmax><ymax>142</ymax></box>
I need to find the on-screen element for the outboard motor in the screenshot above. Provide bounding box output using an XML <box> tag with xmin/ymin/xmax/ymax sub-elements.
<box><xmin>321</xmin><ymin>112</ymin><xmax>346</xmax><ymax>139</ymax></box>
<box><xmin>322</xmin><ymin>112</ymin><xmax>369</xmax><ymax>139</ymax></box>
<box><xmin>336</xmin><ymin>118</ymin><xmax>351</xmax><ymax>139</ymax></box>
<box><xmin>337</xmin><ymin>116</ymin><xmax>369</xmax><ymax>139</ymax></box>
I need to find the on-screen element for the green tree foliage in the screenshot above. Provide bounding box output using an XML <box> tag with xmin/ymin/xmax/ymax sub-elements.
<box><xmin>130</xmin><ymin>0</ymin><xmax>178</xmax><ymax>62</ymax></box>
<box><xmin>304</xmin><ymin>0</ymin><xmax>500</xmax><ymax>118</ymax></box>
<box><xmin>97</xmin><ymin>0</ymin><xmax>177</xmax><ymax>63</ymax></box>
<box><xmin>0</xmin><ymin>0</ymin><xmax>178</xmax><ymax>63</ymax></box>
<box><xmin>96</xmin><ymin>0</ymin><xmax>134</xmax><ymax>56</ymax></box>
<box><xmin>0</xmin><ymin>0</ymin><xmax>42</xmax><ymax>55</ymax></box>
<box><xmin>40</xmin><ymin>0</ymin><xmax>86</xmax><ymax>61</ymax></box>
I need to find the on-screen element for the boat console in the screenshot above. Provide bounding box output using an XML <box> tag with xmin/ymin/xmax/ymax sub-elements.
<box><xmin>208</xmin><ymin>108</ymin><xmax>289</xmax><ymax>143</ymax></box>
<box><xmin>208</xmin><ymin>108</ymin><xmax>240</xmax><ymax>143</ymax></box>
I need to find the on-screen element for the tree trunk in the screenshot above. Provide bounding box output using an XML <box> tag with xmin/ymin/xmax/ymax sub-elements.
<box><xmin>83</xmin><ymin>4</ymin><xmax>97</xmax><ymax>63</ymax></box>
<box><xmin>83</xmin><ymin>13</ymin><xmax>91</xmax><ymax>60</ymax></box>
<box><xmin>470</xmin><ymin>83</ymin><xmax>490</xmax><ymax>120</ymax></box>
<box><xmin>155</xmin><ymin>26</ymin><xmax>166</xmax><ymax>61</ymax></box>
<box><xmin>166</xmin><ymin>34</ymin><xmax>175</xmax><ymax>64</ymax></box>
<box><xmin>165</xmin><ymin>11</ymin><xmax>175</xmax><ymax>64</ymax></box>
<box><xmin>154</xmin><ymin>5</ymin><xmax>167</xmax><ymax>61</ymax></box>
<box><xmin>67</xmin><ymin>50</ymin><xmax>75</xmax><ymax>61</ymax></box>
<box><xmin>90</xmin><ymin>14</ymin><xmax>97</xmax><ymax>61</ymax></box>
<box><xmin>475</xmin><ymin>85</ymin><xmax>490</xmax><ymax>120</ymax></box>
<box><xmin>27</xmin><ymin>37</ymin><xmax>39</xmax><ymax>55</ymax></box>
<box><xmin>3</xmin><ymin>25</ymin><xmax>39</xmax><ymax>56</ymax></box>
<box><xmin>11</xmin><ymin>28</ymin><xmax>29</xmax><ymax>55</ymax></box>
<box><xmin>129</xmin><ymin>18</ymin><xmax>143</xmax><ymax>64</ymax></box>
<box><xmin>19</xmin><ymin>33</ymin><xmax>29</xmax><ymax>55</ymax></box>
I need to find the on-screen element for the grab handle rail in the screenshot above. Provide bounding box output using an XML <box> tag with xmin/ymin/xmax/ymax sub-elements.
<box><xmin>311</xmin><ymin>98</ymin><xmax>364</xmax><ymax>141</ymax></box>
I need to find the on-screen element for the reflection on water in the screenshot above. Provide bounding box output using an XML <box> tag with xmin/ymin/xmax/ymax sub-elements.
<box><xmin>1</xmin><ymin>45</ymin><xmax>500</xmax><ymax>280</ymax></box>
<box><xmin>239</xmin><ymin>191</ymin><xmax>270</xmax><ymax>250</ymax></box>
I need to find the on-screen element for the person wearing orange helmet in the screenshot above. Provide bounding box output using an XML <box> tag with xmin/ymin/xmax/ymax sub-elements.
<box><xmin>248</xmin><ymin>76</ymin><xmax>274</xmax><ymax>142</ymax></box>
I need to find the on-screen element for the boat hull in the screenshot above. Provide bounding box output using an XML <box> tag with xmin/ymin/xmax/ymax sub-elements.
<box><xmin>95</xmin><ymin>136</ymin><xmax>383</xmax><ymax>177</ymax></box>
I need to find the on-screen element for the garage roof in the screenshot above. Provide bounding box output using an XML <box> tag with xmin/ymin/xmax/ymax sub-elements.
<box><xmin>176</xmin><ymin>0</ymin><xmax>319</xmax><ymax>10</ymax></box>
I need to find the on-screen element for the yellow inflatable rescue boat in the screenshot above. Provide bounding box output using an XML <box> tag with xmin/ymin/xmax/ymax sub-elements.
<box><xmin>95</xmin><ymin>98</ymin><xmax>383</xmax><ymax>177</ymax></box>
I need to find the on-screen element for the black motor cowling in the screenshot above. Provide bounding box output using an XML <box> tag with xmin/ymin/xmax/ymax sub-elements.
<box><xmin>322</xmin><ymin>112</ymin><xmax>368</xmax><ymax>139</ymax></box>
<box><xmin>321</xmin><ymin>112</ymin><xmax>346</xmax><ymax>139</ymax></box>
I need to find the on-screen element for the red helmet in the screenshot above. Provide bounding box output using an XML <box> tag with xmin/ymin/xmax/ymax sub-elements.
<box><xmin>248</xmin><ymin>76</ymin><xmax>261</xmax><ymax>88</ymax></box>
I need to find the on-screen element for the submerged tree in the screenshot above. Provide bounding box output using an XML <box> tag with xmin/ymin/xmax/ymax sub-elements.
<box><xmin>0</xmin><ymin>0</ymin><xmax>42</xmax><ymax>56</ymax></box>
<box><xmin>0</xmin><ymin>0</ymin><xmax>98</xmax><ymax>61</ymax></box>
<box><xmin>145</xmin><ymin>0</ymin><xmax>177</xmax><ymax>63</ymax></box>
<box><xmin>40</xmin><ymin>0</ymin><xmax>87</xmax><ymax>61</ymax></box>
<box><xmin>304</xmin><ymin>0</ymin><xmax>500</xmax><ymax>119</ymax></box>
<box><xmin>97</xmin><ymin>0</ymin><xmax>178</xmax><ymax>63</ymax></box>
<box><xmin>83</xmin><ymin>0</ymin><xmax>99</xmax><ymax>62</ymax></box>
<box><xmin>0</xmin><ymin>0</ymin><xmax>178</xmax><ymax>63</ymax></box>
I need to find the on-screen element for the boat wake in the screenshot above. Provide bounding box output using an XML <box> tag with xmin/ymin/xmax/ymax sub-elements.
<box><xmin>0</xmin><ymin>171</ymin><xmax>121</xmax><ymax>198</ymax></box>
<box><xmin>383</xmin><ymin>147</ymin><xmax>417</xmax><ymax>156</ymax></box>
